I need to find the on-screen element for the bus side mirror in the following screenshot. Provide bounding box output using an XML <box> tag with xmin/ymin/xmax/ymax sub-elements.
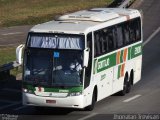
<box><xmin>83</xmin><ymin>48</ymin><xmax>89</xmax><ymax>67</ymax></box>
<box><xmin>16</xmin><ymin>44</ymin><xmax>25</xmax><ymax>65</ymax></box>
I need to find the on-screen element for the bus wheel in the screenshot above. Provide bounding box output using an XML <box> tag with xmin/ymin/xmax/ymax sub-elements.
<box><xmin>119</xmin><ymin>75</ymin><xmax>128</xmax><ymax>96</ymax></box>
<box><xmin>126</xmin><ymin>78</ymin><xmax>131</xmax><ymax>93</ymax></box>
<box><xmin>85</xmin><ymin>91</ymin><xmax>96</xmax><ymax>111</ymax></box>
<box><xmin>126</xmin><ymin>71</ymin><xmax>133</xmax><ymax>93</ymax></box>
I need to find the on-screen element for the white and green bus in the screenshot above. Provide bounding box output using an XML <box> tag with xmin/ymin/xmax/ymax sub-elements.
<box><xmin>20</xmin><ymin>8</ymin><xmax>142</xmax><ymax>110</ymax></box>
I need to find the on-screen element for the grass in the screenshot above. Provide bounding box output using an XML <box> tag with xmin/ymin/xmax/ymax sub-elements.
<box><xmin>0</xmin><ymin>0</ymin><xmax>113</xmax><ymax>27</ymax></box>
<box><xmin>0</xmin><ymin>46</ymin><xmax>16</xmax><ymax>65</ymax></box>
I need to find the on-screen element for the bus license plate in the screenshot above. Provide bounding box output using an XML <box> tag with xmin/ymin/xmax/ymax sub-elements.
<box><xmin>46</xmin><ymin>100</ymin><xmax>56</xmax><ymax>104</ymax></box>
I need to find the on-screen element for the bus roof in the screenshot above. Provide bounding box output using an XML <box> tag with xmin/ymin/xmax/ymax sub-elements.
<box><xmin>30</xmin><ymin>8</ymin><xmax>141</xmax><ymax>34</ymax></box>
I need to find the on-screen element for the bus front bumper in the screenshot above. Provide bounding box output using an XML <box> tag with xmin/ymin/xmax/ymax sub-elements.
<box><xmin>23</xmin><ymin>93</ymin><xmax>85</xmax><ymax>109</ymax></box>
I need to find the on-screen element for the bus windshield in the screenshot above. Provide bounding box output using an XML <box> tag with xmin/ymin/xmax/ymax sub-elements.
<box><xmin>24</xmin><ymin>49</ymin><xmax>83</xmax><ymax>87</ymax></box>
<box><xmin>27</xmin><ymin>33</ymin><xmax>84</xmax><ymax>50</ymax></box>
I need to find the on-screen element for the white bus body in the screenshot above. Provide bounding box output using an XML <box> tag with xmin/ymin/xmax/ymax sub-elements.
<box><xmin>22</xmin><ymin>8</ymin><xmax>142</xmax><ymax>110</ymax></box>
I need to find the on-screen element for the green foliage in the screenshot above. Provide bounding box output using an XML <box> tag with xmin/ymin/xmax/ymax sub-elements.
<box><xmin>0</xmin><ymin>47</ymin><xmax>16</xmax><ymax>65</ymax></box>
<box><xmin>0</xmin><ymin>0</ymin><xmax>113</xmax><ymax>27</ymax></box>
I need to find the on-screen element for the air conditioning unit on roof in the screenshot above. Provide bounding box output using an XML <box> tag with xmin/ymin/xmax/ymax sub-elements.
<box><xmin>58</xmin><ymin>8</ymin><xmax>120</xmax><ymax>22</ymax></box>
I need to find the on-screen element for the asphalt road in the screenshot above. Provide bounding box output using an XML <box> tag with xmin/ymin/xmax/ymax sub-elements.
<box><xmin>0</xmin><ymin>0</ymin><xmax>160</xmax><ymax>120</ymax></box>
<box><xmin>0</xmin><ymin>25</ymin><xmax>31</xmax><ymax>46</ymax></box>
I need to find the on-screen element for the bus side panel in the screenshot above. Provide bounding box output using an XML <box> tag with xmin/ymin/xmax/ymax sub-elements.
<box><xmin>112</xmin><ymin>47</ymin><xmax>135</xmax><ymax>94</ymax></box>
<box><xmin>83</xmin><ymin>85</ymin><xmax>94</xmax><ymax>107</ymax></box>
<box><xmin>95</xmin><ymin>68</ymin><xmax>113</xmax><ymax>101</ymax></box>
<box><xmin>113</xmin><ymin>64</ymin><xmax>124</xmax><ymax>94</ymax></box>
<box><xmin>133</xmin><ymin>56</ymin><xmax>142</xmax><ymax>84</ymax></box>
<box><xmin>130</xmin><ymin>42</ymin><xmax>142</xmax><ymax>84</ymax></box>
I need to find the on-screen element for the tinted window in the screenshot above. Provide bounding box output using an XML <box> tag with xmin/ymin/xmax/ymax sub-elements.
<box><xmin>93</xmin><ymin>17</ymin><xmax>141</xmax><ymax>57</ymax></box>
<box><xmin>128</xmin><ymin>18</ymin><xmax>141</xmax><ymax>43</ymax></box>
<box><xmin>85</xmin><ymin>33</ymin><xmax>92</xmax><ymax>88</ymax></box>
<box><xmin>123</xmin><ymin>23</ymin><xmax>130</xmax><ymax>45</ymax></box>
<box><xmin>134</xmin><ymin>18</ymin><xmax>141</xmax><ymax>41</ymax></box>
<box><xmin>107</xmin><ymin>27</ymin><xmax>116</xmax><ymax>51</ymax></box>
<box><xmin>116</xmin><ymin>25</ymin><xmax>124</xmax><ymax>48</ymax></box>
<box><xmin>94</xmin><ymin>27</ymin><xmax>116</xmax><ymax>57</ymax></box>
<box><xmin>94</xmin><ymin>31</ymin><xmax>101</xmax><ymax>56</ymax></box>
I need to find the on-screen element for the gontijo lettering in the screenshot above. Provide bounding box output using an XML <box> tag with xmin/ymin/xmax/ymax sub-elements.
<box><xmin>98</xmin><ymin>58</ymin><xmax>110</xmax><ymax>70</ymax></box>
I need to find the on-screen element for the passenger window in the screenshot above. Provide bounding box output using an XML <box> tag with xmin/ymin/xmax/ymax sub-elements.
<box><xmin>102</xmin><ymin>29</ymin><xmax>108</xmax><ymax>52</ymax></box>
<box><xmin>116</xmin><ymin>25</ymin><xmax>124</xmax><ymax>48</ymax></box>
<box><xmin>99</xmin><ymin>29</ymin><xmax>109</xmax><ymax>54</ymax></box>
<box><xmin>130</xmin><ymin>21</ymin><xmax>136</xmax><ymax>42</ymax></box>
<box><xmin>93</xmin><ymin>18</ymin><xmax>142</xmax><ymax>56</ymax></box>
<box><xmin>94</xmin><ymin>31</ymin><xmax>101</xmax><ymax>56</ymax></box>
<box><xmin>135</xmin><ymin>18</ymin><xmax>141</xmax><ymax>41</ymax></box>
<box><xmin>128</xmin><ymin>18</ymin><xmax>141</xmax><ymax>43</ymax></box>
<box><xmin>123</xmin><ymin>23</ymin><xmax>130</xmax><ymax>45</ymax></box>
<box><xmin>107</xmin><ymin>28</ymin><xmax>114</xmax><ymax>51</ymax></box>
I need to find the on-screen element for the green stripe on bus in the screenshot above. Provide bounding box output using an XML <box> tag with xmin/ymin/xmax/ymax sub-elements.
<box><xmin>131</xmin><ymin>43</ymin><xmax>142</xmax><ymax>59</ymax></box>
<box><xmin>24</xmin><ymin>84</ymin><xmax>83</xmax><ymax>93</ymax></box>
<box><xmin>128</xmin><ymin>47</ymin><xmax>132</xmax><ymax>60</ymax></box>
<box><xmin>97</xmin><ymin>53</ymin><xmax>116</xmax><ymax>73</ymax></box>
<box><xmin>94</xmin><ymin>42</ymin><xmax>142</xmax><ymax>74</ymax></box>
<box><xmin>44</xmin><ymin>86</ymin><xmax>83</xmax><ymax>93</ymax></box>
<box><xmin>93</xmin><ymin>59</ymin><xmax>97</xmax><ymax>74</ymax></box>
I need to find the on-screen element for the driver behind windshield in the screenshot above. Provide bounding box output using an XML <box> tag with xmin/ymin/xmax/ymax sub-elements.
<box><xmin>52</xmin><ymin>52</ymin><xmax>83</xmax><ymax>86</ymax></box>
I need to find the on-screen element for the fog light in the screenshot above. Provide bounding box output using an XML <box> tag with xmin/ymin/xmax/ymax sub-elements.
<box><xmin>68</xmin><ymin>92</ymin><xmax>82</xmax><ymax>96</ymax></box>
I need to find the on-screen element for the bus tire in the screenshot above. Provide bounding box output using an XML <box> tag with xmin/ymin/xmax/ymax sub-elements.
<box><xmin>126</xmin><ymin>70</ymin><xmax>134</xmax><ymax>93</ymax></box>
<box><xmin>126</xmin><ymin>78</ymin><xmax>131</xmax><ymax>93</ymax></box>
<box><xmin>85</xmin><ymin>90</ymin><xmax>96</xmax><ymax>111</ymax></box>
<box><xmin>119</xmin><ymin>74</ymin><xmax>128</xmax><ymax>96</ymax></box>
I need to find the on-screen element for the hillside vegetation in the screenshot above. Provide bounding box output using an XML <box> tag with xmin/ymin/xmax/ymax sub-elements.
<box><xmin>0</xmin><ymin>0</ymin><xmax>112</xmax><ymax>27</ymax></box>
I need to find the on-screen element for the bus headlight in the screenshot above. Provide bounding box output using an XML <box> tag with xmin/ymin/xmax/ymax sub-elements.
<box><xmin>23</xmin><ymin>88</ymin><xmax>33</xmax><ymax>94</ymax></box>
<box><xmin>68</xmin><ymin>92</ymin><xmax>82</xmax><ymax>96</ymax></box>
<box><xmin>23</xmin><ymin>88</ymin><xmax>28</xmax><ymax>93</ymax></box>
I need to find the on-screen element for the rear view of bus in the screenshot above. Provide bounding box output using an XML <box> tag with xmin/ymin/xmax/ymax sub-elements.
<box><xmin>22</xmin><ymin>8</ymin><xmax>142</xmax><ymax>110</ymax></box>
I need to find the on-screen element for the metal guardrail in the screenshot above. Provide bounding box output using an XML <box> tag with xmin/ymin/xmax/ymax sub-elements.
<box><xmin>0</xmin><ymin>61</ymin><xmax>20</xmax><ymax>73</ymax></box>
<box><xmin>0</xmin><ymin>0</ymin><xmax>136</xmax><ymax>79</ymax></box>
<box><xmin>0</xmin><ymin>61</ymin><xmax>20</xmax><ymax>81</ymax></box>
<box><xmin>118</xmin><ymin>0</ymin><xmax>135</xmax><ymax>8</ymax></box>
<box><xmin>0</xmin><ymin>44</ymin><xmax>24</xmax><ymax>80</ymax></box>
<box><xmin>108</xmin><ymin>0</ymin><xmax>135</xmax><ymax>8</ymax></box>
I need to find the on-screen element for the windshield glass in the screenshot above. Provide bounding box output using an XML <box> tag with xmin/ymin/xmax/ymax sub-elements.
<box><xmin>28</xmin><ymin>33</ymin><xmax>84</xmax><ymax>50</ymax></box>
<box><xmin>24</xmin><ymin>48</ymin><xmax>83</xmax><ymax>87</ymax></box>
